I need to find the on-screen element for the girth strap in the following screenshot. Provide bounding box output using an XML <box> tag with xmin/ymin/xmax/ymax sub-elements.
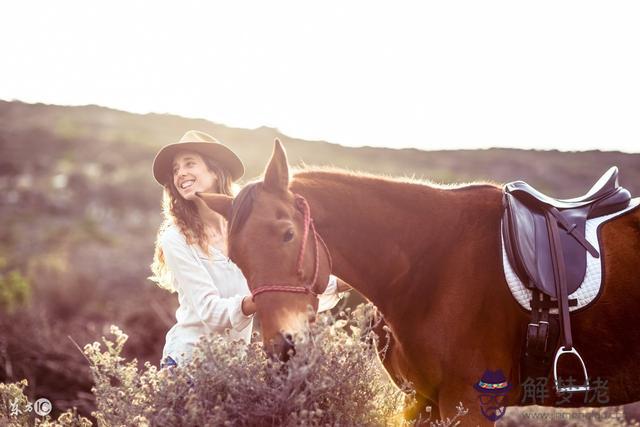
<box><xmin>522</xmin><ymin>290</ymin><xmax>559</xmax><ymax>382</ymax></box>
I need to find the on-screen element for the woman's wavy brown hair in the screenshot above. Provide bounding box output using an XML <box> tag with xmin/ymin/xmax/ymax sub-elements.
<box><xmin>149</xmin><ymin>156</ymin><xmax>234</xmax><ymax>292</ymax></box>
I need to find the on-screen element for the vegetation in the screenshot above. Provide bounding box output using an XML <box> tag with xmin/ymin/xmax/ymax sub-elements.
<box><xmin>0</xmin><ymin>306</ymin><xmax>409</xmax><ymax>426</ymax></box>
<box><xmin>84</xmin><ymin>307</ymin><xmax>407</xmax><ymax>426</ymax></box>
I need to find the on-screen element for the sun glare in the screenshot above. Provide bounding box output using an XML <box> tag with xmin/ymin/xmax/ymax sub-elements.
<box><xmin>1</xmin><ymin>1</ymin><xmax>638</xmax><ymax>152</ymax></box>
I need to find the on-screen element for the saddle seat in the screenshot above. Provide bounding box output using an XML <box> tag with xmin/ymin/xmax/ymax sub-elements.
<box><xmin>506</xmin><ymin>166</ymin><xmax>625</xmax><ymax>213</ymax></box>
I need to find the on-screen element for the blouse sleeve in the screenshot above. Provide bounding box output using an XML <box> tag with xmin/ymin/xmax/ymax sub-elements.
<box><xmin>160</xmin><ymin>228</ymin><xmax>252</xmax><ymax>332</ymax></box>
<box><xmin>317</xmin><ymin>274</ymin><xmax>344</xmax><ymax>313</ymax></box>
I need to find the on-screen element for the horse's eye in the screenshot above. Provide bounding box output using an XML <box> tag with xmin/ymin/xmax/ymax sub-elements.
<box><xmin>283</xmin><ymin>229</ymin><xmax>294</xmax><ymax>242</ymax></box>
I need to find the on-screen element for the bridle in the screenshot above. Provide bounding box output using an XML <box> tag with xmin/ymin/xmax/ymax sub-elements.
<box><xmin>250</xmin><ymin>194</ymin><xmax>332</xmax><ymax>298</ymax></box>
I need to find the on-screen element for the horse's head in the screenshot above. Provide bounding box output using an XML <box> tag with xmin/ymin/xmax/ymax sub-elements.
<box><xmin>198</xmin><ymin>140</ymin><xmax>332</xmax><ymax>361</ymax></box>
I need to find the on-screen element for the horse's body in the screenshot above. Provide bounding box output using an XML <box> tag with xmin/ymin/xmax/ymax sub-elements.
<box><xmin>290</xmin><ymin>171</ymin><xmax>523</xmax><ymax>421</ymax></box>
<box><xmin>291</xmin><ymin>169</ymin><xmax>640</xmax><ymax>410</ymax></box>
<box><xmin>201</xmin><ymin>142</ymin><xmax>640</xmax><ymax>425</ymax></box>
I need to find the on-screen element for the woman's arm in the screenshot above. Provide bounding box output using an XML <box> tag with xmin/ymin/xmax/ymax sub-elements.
<box><xmin>161</xmin><ymin>228</ymin><xmax>253</xmax><ymax>332</ymax></box>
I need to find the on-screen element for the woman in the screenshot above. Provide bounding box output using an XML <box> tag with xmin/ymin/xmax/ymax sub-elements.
<box><xmin>150</xmin><ymin>130</ymin><xmax>346</xmax><ymax>369</ymax></box>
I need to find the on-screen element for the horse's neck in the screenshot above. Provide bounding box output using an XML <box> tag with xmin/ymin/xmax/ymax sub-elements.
<box><xmin>291</xmin><ymin>171</ymin><xmax>502</xmax><ymax>314</ymax></box>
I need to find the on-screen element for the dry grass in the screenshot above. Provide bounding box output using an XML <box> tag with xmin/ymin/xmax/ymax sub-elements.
<box><xmin>83</xmin><ymin>304</ymin><xmax>406</xmax><ymax>426</ymax></box>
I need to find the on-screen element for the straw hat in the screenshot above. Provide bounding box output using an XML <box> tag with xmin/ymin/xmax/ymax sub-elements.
<box><xmin>152</xmin><ymin>130</ymin><xmax>244</xmax><ymax>186</ymax></box>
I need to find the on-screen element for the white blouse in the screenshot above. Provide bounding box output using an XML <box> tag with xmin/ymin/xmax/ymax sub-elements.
<box><xmin>160</xmin><ymin>224</ymin><xmax>342</xmax><ymax>365</ymax></box>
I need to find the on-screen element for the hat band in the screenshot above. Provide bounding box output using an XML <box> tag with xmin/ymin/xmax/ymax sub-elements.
<box><xmin>478</xmin><ymin>380</ymin><xmax>509</xmax><ymax>390</ymax></box>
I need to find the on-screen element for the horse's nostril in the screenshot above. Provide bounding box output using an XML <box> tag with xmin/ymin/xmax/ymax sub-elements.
<box><xmin>278</xmin><ymin>332</ymin><xmax>296</xmax><ymax>361</ymax></box>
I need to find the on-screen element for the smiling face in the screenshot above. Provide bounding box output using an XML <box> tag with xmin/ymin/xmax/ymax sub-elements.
<box><xmin>172</xmin><ymin>151</ymin><xmax>219</xmax><ymax>200</ymax></box>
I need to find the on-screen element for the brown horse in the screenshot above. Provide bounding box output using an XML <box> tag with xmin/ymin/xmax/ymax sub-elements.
<box><xmin>199</xmin><ymin>141</ymin><xmax>640</xmax><ymax>425</ymax></box>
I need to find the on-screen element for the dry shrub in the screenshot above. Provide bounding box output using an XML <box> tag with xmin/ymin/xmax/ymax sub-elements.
<box><xmin>0</xmin><ymin>378</ymin><xmax>92</xmax><ymax>427</ymax></box>
<box><xmin>0</xmin><ymin>379</ymin><xmax>32</xmax><ymax>426</ymax></box>
<box><xmin>0</xmin><ymin>307</ymin><xmax>95</xmax><ymax>418</ymax></box>
<box><xmin>85</xmin><ymin>304</ymin><xmax>406</xmax><ymax>426</ymax></box>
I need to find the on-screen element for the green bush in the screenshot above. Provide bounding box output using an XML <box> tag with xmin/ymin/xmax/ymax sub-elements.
<box><xmin>0</xmin><ymin>257</ymin><xmax>31</xmax><ymax>313</ymax></box>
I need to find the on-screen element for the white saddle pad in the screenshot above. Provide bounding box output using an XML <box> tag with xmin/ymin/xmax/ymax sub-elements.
<box><xmin>502</xmin><ymin>197</ymin><xmax>639</xmax><ymax>312</ymax></box>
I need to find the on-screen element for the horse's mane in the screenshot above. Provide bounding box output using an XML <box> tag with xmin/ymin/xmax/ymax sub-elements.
<box><xmin>291</xmin><ymin>164</ymin><xmax>500</xmax><ymax>192</ymax></box>
<box><xmin>229</xmin><ymin>181</ymin><xmax>260</xmax><ymax>238</ymax></box>
<box><xmin>229</xmin><ymin>166</ymin><xmax>500</xmax><ymax>235</ymax></box>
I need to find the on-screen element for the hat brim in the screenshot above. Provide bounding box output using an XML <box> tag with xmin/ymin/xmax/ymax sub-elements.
<box><xmin>152</xmin><ymin>142</ymin><xmax>244</xmax><ymax>186</ymax></box>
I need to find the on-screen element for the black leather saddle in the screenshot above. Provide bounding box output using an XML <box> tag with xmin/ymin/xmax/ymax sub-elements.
<box><xmin>502</xmin><ymin>166</ymin><xmax>631</xmax><ymax>394</ymax></box>
<box><xmin>503</xmin><ymin>166</ymin><xmax>630</xmax><ymax>298</ymax></box>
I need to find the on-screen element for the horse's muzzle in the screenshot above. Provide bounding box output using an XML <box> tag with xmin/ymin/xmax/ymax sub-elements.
<box><xmin>271</xmin><ymin>331</ymin><xmax>296</xmax><ymax>362</ymax></box>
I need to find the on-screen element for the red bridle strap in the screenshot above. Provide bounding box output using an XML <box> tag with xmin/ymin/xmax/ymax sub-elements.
<box><xmin>250</xmin><ymin>194</ymin><xmax>332</xmax><ymax>298</ymax></box>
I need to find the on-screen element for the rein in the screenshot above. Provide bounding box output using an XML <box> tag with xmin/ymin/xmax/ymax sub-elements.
<box><xmin>251</xmin><ymin>194</ymin><xmax>332</xmax><ymax>298</ymax></box>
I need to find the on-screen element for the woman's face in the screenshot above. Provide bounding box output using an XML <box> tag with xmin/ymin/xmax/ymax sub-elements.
<box><xmin>172</xmin><ymin>151</ymin><xmax>219</xmax><ymax>200</ymax></box>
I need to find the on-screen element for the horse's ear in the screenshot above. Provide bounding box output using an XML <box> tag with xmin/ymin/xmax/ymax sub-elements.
<box><xmin>196</xmin><ymin>192</ymin><xmax>233</xmax><ymax>221</ymax></box>
<box><xmin>263</xmin><ymin>138</ymin><xmax>289</xmax><ymax>193</ymax></box>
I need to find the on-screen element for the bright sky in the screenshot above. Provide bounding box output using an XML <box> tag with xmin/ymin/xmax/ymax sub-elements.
<box><xmin>1</xmin><ymin>1</ymin><xmax>639</xmax><ymax>153</ymax></box>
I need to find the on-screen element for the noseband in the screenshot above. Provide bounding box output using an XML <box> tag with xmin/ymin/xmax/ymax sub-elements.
<box><xmin>251</xmin><ymin>194</ymin><xmax>332</xmax><ymax>298</ymax></box>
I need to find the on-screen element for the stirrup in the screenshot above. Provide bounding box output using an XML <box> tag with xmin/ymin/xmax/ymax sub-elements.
<box><xmin>553</xmin><ymin>346</ymin><xmax>590</xmax><ymax>393</ymax></box>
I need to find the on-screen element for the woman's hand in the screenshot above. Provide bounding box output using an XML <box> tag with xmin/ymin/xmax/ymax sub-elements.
<box><xmin>241</xmin><ymin>295</ymin><xmax>257</xmax><ymax>316</ymax></box>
